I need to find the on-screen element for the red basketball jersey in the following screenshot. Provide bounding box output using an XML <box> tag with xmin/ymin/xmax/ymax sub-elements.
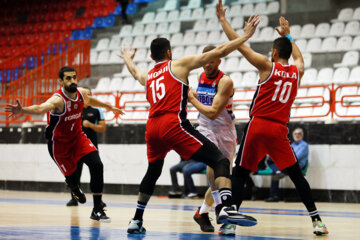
<box><xmin>45</xmin><ymin>88</ymin><xmax>85</xmax><ymax>142</ymax></box>
<box><xmin>146</xmin><ymin>60</ymin><xmax>188</xmax><ymax>119</ymax></box>
<box><xmin>250</xmin><ymin>62</ymin><xmax>299</xmax><ymax>124</ymax></box>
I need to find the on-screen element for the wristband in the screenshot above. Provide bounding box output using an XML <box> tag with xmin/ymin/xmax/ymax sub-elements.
<box><xmin>285</xmin><ymin>34</ymin><xmax>294</xmax><ymax>42</ymax></box>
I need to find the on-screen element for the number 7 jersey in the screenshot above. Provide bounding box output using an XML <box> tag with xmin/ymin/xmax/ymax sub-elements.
<box><xmin>250</xmin><ymin>62</ymin><xmax>299</xmax><ymax>124</ymax></box>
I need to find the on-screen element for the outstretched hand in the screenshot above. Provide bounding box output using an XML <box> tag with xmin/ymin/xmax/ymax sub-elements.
<box><xmin>216</xmin><ymin>0</ymin><xmax>227</xmax><ymax>21</ymax></box>
<box><xmin>275</xmin><ymin>16</ymin><xmax>290</xmax><ymax>37</ymax></box>
<box><xmin>117</xmin><ymin>45</ymin><xmax>137</xmax><ymax>61</ymax></box>
<box><xmin>109</xmin><ymin>106</ymin><xmax>125</xmax><ymax>115</ymax></box>
<box><xmin>243</xmin><ymin>15</ymin><xmax>260</xmax><ymax>39</ymax></box>
<box><xmin>5</xmin><ymin>99</ymin><xmax>22</xmax><ymax>118</ymax></box>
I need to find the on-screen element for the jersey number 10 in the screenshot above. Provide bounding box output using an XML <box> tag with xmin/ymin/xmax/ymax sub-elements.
<box><xmin>272</xmin><ymin>80</ymin><xmax>292</xmax><ymax>104</ymax></box>
<box><xmin>149</xmin><ymin>76</ymin><xmax>166</xmax><ymax>103</ymax></box>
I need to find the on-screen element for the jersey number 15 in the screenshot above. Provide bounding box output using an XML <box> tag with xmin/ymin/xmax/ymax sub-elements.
<box><xmin>149</xmin><ymin>76</ymin><xmax>166</xmax><ymax>103</ymax></box>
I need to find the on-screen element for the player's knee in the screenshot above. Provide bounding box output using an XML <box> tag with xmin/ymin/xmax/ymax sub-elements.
<box><xmin>214</xmin><ymin>158</ymin><xmax>230</xmax><ymax>179</ymax></box>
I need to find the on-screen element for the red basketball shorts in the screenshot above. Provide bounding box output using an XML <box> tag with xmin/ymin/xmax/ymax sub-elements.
<box><xmin>236</xmin><ymin>117</ymin><xmax>297</xmax><ymax>172</ymax></box>
<box><xmin>48</xmin><ymin>133</ymin><xmax>97</xmax><ymax>176</ymax></box>
<box><xmin>145</xmin><ymin>114</ymin><xmax>203</xmax><ymax>163</ymax></box>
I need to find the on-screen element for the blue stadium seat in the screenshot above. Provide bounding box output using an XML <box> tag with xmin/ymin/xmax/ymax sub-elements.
<box><xmin>126</xmin><ymin>3</ymin><xmax>137</xmax><ymax>14</ymax></box>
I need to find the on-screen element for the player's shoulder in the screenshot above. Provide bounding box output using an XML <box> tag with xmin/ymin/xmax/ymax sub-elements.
<box><xmin>219</xmin><ymin>74</ymin><xmax>233</xmax><ymax>86</ymax></box>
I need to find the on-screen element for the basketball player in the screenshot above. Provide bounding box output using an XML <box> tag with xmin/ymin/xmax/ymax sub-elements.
<box><xmin>66</xmin><ymin>87</ymin><xmax>107</xmax><ymax>207</ymax></box>
<box><xmin>5</xmin><ymin>66</ymin><xmax>123</xmax><ymax>222</ymax></box>
<box><xmin>216</xmin><ymin>0</ymin><xmax>328</xmax><ymax>236</ymax></box>
<box><xmin>118</xmin><ymin>15</ymin><xmax>260</xmax><ymax>234</ymax></box>
<box><xmin>188</xmin><ymin>45</ymin><xmax>237</xmax><ymax>236</ymax></box>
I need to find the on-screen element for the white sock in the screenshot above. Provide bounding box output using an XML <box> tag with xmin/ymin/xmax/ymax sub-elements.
<box><xmin>199</xmin><ymin>201</ymin><xmax>211</xmax><ymax>215</ymax></box>
<box><xmin>211</xmin><ymin>190</ymin><xmax>221</xmax><ymax>206</ymax></box>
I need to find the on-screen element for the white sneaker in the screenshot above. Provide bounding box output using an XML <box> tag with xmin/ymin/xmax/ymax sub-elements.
<box><xmin>217</xmin><ymin>205</ymin><xmax>257</xmax><ymax>226</ymax></box>
<box><xmin>127</xmin><ymin>219</ymin><xmax>146</xmax><ymax>234</ymax></box>
<box><xmin>313</xmin><ymin>220</ymin><xmax>329</xmax><ymax>236</ymax></box>
<box><xmin>218</xmin><ymin>224</ymin><xmax>236</xmax><ymax>236</ymax></box>
<box><xmin>186</xmin><ymin>193</ymin><xmax>198</xmax><ymax>198</ymax></box>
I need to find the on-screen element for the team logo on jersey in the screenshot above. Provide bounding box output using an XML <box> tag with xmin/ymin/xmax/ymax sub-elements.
<box><xmin>67</xmin><ymin>101</ymin><xmax>71</xmax><ymax>112</ymax></box>
<box><xmin>74</xmin><ymin>104</ymin><xmax>78</xmax><ymax>110</ymax></box>
<box><xmin>212</xmin><ymin>81</ymin><xmax>216</xmax><ymax>87</ymax></box>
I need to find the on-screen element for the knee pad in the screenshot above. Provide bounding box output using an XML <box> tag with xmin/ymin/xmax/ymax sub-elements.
<box><xmin>214</xmin><ymin>158</ymin><xmax>230</xmax><ymax>179</ymax></box>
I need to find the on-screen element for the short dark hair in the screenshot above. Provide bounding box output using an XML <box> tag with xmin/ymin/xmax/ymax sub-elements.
<box><xmin>150</xmin><ymin>38</ymin><xmax>171</xmax><ymax>61</ymax></box>
<box><xmin>273</xmin><ymin>37</ymin><xmax>292</xmax><ymax>59</ymax></box>
<box><xmin>59</xmin><ymin>66</ymin><xmax>76</xmax><ymax>79</ymax></box>
<box><xmin>202</xmin><ymin>45</ymin><xmax>216</xmax><ymax>53</ymax></box>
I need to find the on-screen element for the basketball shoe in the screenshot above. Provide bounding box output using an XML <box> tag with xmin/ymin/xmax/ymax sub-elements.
<box><xmin>193</xmin><ymin>207</ymin><xmax>214</xmax><ymax>232</ymax></box>
<box><xmin>127</xmin><ymin>219</ymin><xmax>146</xmax><ymax>234</ymax></box>
<box><xmin>313</xmin><ymin>220</ymin><xmax>329</xmax><ymax>236</ymax></box>
<box><xmin>218</xmin><ymin>224</ymin><xmax>236</xmax><ymax>236</ymax></box>
<box><xmin>71</xmin><ymin>187</ymin><xmax>86</xmax><ymax>204</ymax></box>
<box><xmin>216</xmin><ymin>205</ymin><xmax>257</xmax><ymax>226</ymax></box>
<box><xmin>90</xmin><ymin>208</ymin><xmax>111</xmax><ymax>223</ymax></box>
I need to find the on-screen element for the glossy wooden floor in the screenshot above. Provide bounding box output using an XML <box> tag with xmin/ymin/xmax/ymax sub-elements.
<box><xmin>0</xmin><ymin>190</ymin><xmax>359</xmax><ymax>239</ymax></box>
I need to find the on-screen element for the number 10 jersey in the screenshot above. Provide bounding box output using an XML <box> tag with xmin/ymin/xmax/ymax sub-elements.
<box><xmin>250</xmin><ymin>62</ymin><xmax>299</xmax><ymax>124</ymax></box>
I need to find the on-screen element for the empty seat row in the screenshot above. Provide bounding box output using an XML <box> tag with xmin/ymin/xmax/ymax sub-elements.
<box><xmin>332</xmin><ymin>7</ymin><xmax>360</xmax><ymax>22</ymax></box>
<box><xmin>301</xmin><ymin>66</ymin><xmax>360</xmax><ymax>85</ymax></box>
<box><xmin>118</xmin><ymin>22</ymin><xmax>181</xmax><ymax>37</ymax></box>
<box><xmin>295</xmin><ymin>36</ymin><xmax>360</xmax><ymax>53</ymax></box>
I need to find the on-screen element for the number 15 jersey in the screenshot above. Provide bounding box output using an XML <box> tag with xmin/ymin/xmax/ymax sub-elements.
<box><xmin>250</xmin><ymin>62</ymin><xmax>299</xmax><ymax>124</ymax></box>
<box><xmin>146</xmin><ymin>60</ymin><xmax>188</xmax><ymax>119</ymax></box>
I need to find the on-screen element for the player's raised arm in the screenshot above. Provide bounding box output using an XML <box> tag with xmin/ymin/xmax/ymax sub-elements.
<box><xmin>275</xmin><ymin>17</ymin><xmax>305</xmax><ymax>79</ymax></box>
<box><xmin>171</xmin><ymin>15</ymin><xmax>259</xmax><ymax>80</ymax></box>
<box><xmin>5</xmin><ymin>95</ymin><xmax>62</xmax><ymax>118</ymax></box>
<box><xmin>79</xmin><ymin>87</ymin><xmax>124</xmax><ymax>115</ymax></box>
<box><xmin>216</xmin><ymin>0</ymin><xmax>271</xmax><ymax>73</ymax></box>
<box><xmin>117</xmin><ymin>46</ymin><xmax>147</xmax><ymax>86</ymax></box>
<box><xmin>188</xmin><ymin>76</ymin><xmax>233</xmax><ymax>120</ymax></box>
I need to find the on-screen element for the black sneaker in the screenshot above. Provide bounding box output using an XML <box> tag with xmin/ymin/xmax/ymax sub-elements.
<box><xmin>66</xmin><ymin>198</ymin><xmax>78</xmax><ymax>206</ymax></box>
<box><xmin>265</xmin><ymin>196</ymin><xmax>280</xmax><ymax>202</ymax></box>
<box><xmin>193</xmin><ymin>207</ymin><xmax>214</xmax><ymax>232</ymax></box>
<box><xmin>90</xmin><ymin>208</ymin><xmax>111</xmax><ymax>223</ymax></box>
<box><xmin>71</xmin><ymin>187</ymin><xmax>86</xmax><ymax>204</ymax></box>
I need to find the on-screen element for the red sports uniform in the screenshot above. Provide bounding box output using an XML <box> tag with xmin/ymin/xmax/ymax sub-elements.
<box><xmin>236</xmin><ymin>62</ymin><xmax>300</xmax><ymax>172</ymax></box>
<box><xmin>145</xmin><ymin>60</ymin><xmax>203</xmax><ymax>162</ymax></box>
<box><xmin>45</xmin><ymin>89</ymin><xmax>97</xmax><ymax>176</ymax></box>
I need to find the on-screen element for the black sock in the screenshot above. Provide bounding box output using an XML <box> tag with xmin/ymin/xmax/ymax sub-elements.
<box><xmin>219</xmin><ymin>188</ymin><xmax>232</xmax><ymax>206</ymax></box>
<box><xmin>93</xmin><ymin>195</ymin><xmax>102</xmax><ymax>209</ymax></box>
<box><xmin>134</xmin><ymin>201</ymin><xmax>147</xmax><ymax>220</ymax></box>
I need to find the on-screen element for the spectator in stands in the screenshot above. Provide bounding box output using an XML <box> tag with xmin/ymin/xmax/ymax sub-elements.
<box><xmin>265</xmin><ymin>128</ymin><xmax>309</xmax><ymax>202</ymax></box>
<box><xmin>116</xmin><ymin>0</ymin><xmax>133</xmax><ymax>24</ymax></box>
<box><xmin>169</xmin><ymin>157</ymin><xmax>207</xmax><ymax>198</ymax></box>
<box><xmin>67</xmin><ymin>87</ymin><xmax>107</xmax><ymax>206</ymax></box>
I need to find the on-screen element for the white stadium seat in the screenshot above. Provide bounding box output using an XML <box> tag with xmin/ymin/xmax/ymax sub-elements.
<box><xmin>119</xmin><ymin>25</ymin><xmax>132</xmax><ymax>37</ymax></box>
<box><xmin>317</xmin><ymin>68</ymin><xmax>334</xmax><ymax>84</ymax></box>
<box><xmin>95</xmin><ymin>77</ymin><xmax>111</xmax><ymax>92</ymax></box>
<box><xmin>300</xmin><ymin>24</ymin><xmax>316</xmax><ymax>38</ymax></box>
<box><xmin>351</xmin><ymin>36</ymin><xmax>360</xmax><ymax>50</ymax></box>
<box><xmin>314</xmin><ymin>23</ymin><xmax>330</xmax><ymax>37</ymax></box>
<box><xmin>108</xmin><ymin>37</ymin><xmax>121</xmax><ymax>50</ymax></box>
<box><xmin>109</xmin><ymin>77</ymin><xmax>123</xmax><ymax>92</ymax></box>
<box><xmin>295</xmin><ymin>39</ymin><xmax>307</xmax><ymax>52</ymax></box>
<box><xmin>353</xmin><ymin>7</ymin><xmax>360</xmax><ymax>20</ymax></box>
<box><xmin>145</xmin><ymin>35</ymin><xmax>157</xmax><ymax>47</ymax></box>
<box><xmin>332</xmin><ymin>67</ymin><xmax>350</xmax><ymax>84</ymax></box>
<box><xmin>242</xmin><ymin>4</ymin><xmax>254</xmax><ymax>17</ymax></box>
<box><xmin>170</xmin><ymin>33</ymin><xmax>183</xmax><ymax>46</ymax></box>
<box><xmin>96</xmin><ymin>38</ymin><xmax>109</xmax><ymax>51</ymax></box>
<box><xmin>142</xmin><ymin>12</ymin><xmax>155</xmax><ymax>24</ymax></box>
<box><xmin>239</xmin><ymin>58</ymin><xmax>257</xmax><ymax>71</ymax></box>
<box><xmin>191</xmin><ymin>8</ymin><xmax>204</xmax><ymax>20</ymax></box>
<box><xmin>120</xmin><ymin>36</ymin><xmax>133</xmax><ymax>48</ymax></box>
<box><xmin>184</xmin><ymin>45</ymin><xmax>197</xmax><ymax>56</ymax></box>
<box><xmin>154</xmin><ymin>11</ymin><xmax>167</xmax><ymax>22</ymax></box>
<box><xmin>90</xmin><ymin>51</ymin><xmax>98</xmax><ymax>65</ymax></box>
<box><xmin>172</xmin><ymin>46</ymin><xmax>184</xmax><ymax>59</ymax></box>
<box><xmin>224</xmin><ymin>57</ymin><xmax>240</xmax><ymax>73</ymax></box>
<box><xmin>301</xmin><ymin>68</ymin><xmax>318</xmax><ymax>85</ymax></box>
<box><xmin>120</xmin><ymin>77</ymin><xmax>136</xmax><ymax>91</ymax></box>
<box><xmin>344</xmin><ymin>21</ymin><xmax>359</xmax><ymax>35</ymax></box>
<box><xmin>303</xmin><ymin>53</ymin><xmax>312</xmax><ymax>68</ymax></box>
<box><xmin>258</xmin><ymin>15</ymin><xmax>269</xmax><ymax>28</ymax></box>
<box><xmin>167</xmin><ymin>10</ymin><xmax>180</xmax><ymax>22</ymax></box>
<box><xmin>204</xmin><ymin>7</ymin><xmax>216</xmax><ymax>19</ymax></box>
<box><xmin>193</xmin><ymin>20</ymin><xmax>207</xmax><ymax>32</ymax></box>
<box><xmin>156</xmin><ymin>22</ymin><xmax>169</xmax><ymax>34</ymax></box>
<box><xmin>168</xmin><ymin>21</ymin><xmax>181</xmax><ymax>33</ymax></box>
<box><xmin>229</xmin><ymin>5</ymin><xmax>241</xmax><ymax>18</ymax></box>
<box><xmin>290</xmin><ymin>25</ymin><xmax>302</xmax><ymax>39</ymax></box>
<box><xmin>207</xmin><ymin>30</ymin><xmax>221</xmax><ymax>44</ymax></box>
<box><xmin>229</xmin><ymin>72</ymin><xmax>242</xmax><ymax>88</ymax></box>
<box><xmin>241</xmin><ymin>71</ymin><xmax>257</xmax><ymax>87</ymax></box>
<box><xmin>334</xmin><ymin>51</ymin><xmax>359</xmax><ymax>67</ymax></box>
<box><xmin>195</xmin><ymin>32</ymin><xmax>208</xmax><ymax>45</ymax></box>
<box><xmin>179</xmin><ymin>9</ymin><xmax>192</xmax><ymax>21</ymax></box>
<box><xmin>206</xmin><ymin>18</ymin><xmax>221</xmax><ymax>31</ymax></box>
<box><xmin>333</xmin><ymin>8</ymin><xmax>353</xmax><ymax>22</ymax></box>
<box><xmin>267</xmin><ymin>1</ymin><xmax>280</xmax><ymax>14</ymax></box>
<box><xmin>132</xmin><ymin>36</ymin><xmax>145</xmax><ymax>48</ymax></box>
<box><xmin>306</xmin><ymin>38</ymin><xmax>322</xmax><ymax>53</ymax></box>
<box><xmin>329</xmin><ymin>22</ymin><xmax>345</xmax><ymax>36</ymax></box>
<box><xmin>133</xmin><ymin>48</ymin><xmax>148</xmax><ymax>62</ymax></box>
<box><xmin>144</xmin><ymin>23</ymin><xmax>157</xmax><ymax>35</ymax></box>
<box><xmin>158</xmin><ymin>0</ymin><xmax>178</xmax><ymax>12</ymax></box>
<box><xmin>349</xmin><ymin>66</ymin><xmax>360</xmax><ymax>83</ymax></box>
<box><xmin>231</xmin><ymin>16</ymin><xmax>245</xmax><ymax>30</ymax></box>
<box><xmin>96</xmin><ymin>50</ymin><xmax>110</xmax><ymax>64</ymax></box>
<box><xmin>320</xmin><ymin>37</ymin><xmax>337</xmax><ymax>52</ymax></box>
<box><xmin>108</xmin><ymin>50</ymin><xmax>123</xmax><ymax>64</ymax></box>
<box><xmin>254</xmin><ymin>3</ymin><xmax>267</xmax><ymax>15</ymax></box>
<box><xmin>336</xmin><ymin>36</ymin><xmax>352</xmax><ymax>51</ymax></box>
<box><xmin>181</xmin><ymin>0</ymin><xmax>201</xmax><ymax>10</ymax></box>
<box><xmin>132</xmin><ymin>24</ymin><xmax>145</xmax><ymax>36</ymax></box>
<box><xmin>183</xmin><ymin>31</ymin><xmax>196</xmax><ymax>45</ymax></box>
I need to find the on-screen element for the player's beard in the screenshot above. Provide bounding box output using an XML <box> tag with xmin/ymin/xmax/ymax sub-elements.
<box><xmin>65</xmin><ymin>84</ymin><xmax>77</xmax><ymax>93</ymax></box>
